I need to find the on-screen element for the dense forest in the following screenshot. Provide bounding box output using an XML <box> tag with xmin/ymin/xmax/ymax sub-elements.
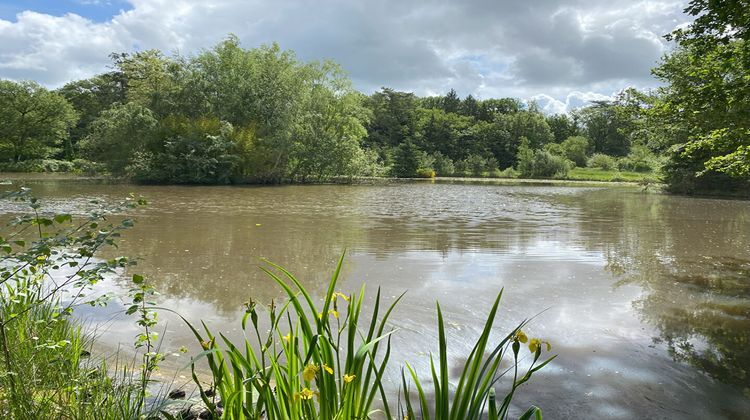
<box><xmin>0</xmin><ymin>1</ymin><xmax>748</xmax><ymax>195</ymax></box>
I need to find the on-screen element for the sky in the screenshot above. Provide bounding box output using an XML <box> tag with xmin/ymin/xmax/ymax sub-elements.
<box><xmin>0</xmin><ymin>0</ymin><xmax>691</xmax><ymax>113</ymax></box>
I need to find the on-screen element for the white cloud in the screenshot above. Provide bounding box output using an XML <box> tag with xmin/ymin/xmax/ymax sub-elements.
<box><xmin>0</xmin><ymin>0</ymin><xmax>689</xmax><ymax>112</ymax></box>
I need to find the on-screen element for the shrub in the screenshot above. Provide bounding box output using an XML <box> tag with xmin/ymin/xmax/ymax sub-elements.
<box><xmin>618</xmin><ymin>145</ymin><xmax>659</xmax><ymax>172</ymax></box>
<box><xmin>416</xmin><ymin>168</ymin><xmax>436</xmax><ymax>178</ymax></box>
<box><xmin>391</xmin><ymin>141</ymin><xmax>421</xmax><ymax>178</ymax></box>
<box><xmin>0</xmin><ymin>190</ymin><xmax>165</xmax><ymax>418</ymax></box>
<box><xmin>126</xmin><ymin>121</ymin><xmax>239</xmax><ymax>184</ymax></box>
<box><xmin>453</xmin><ymin>159</ymin><xmax>469</xmax><ymax>176</ymax></box>
<box><xmin>587</xmin><ymin>153</ymin><xmax>618</xmax><ymax>170</ymax></box>
<box><xmin>0</xmin><ymin>159</ymin><xmax>75</xmax><ymax>173</ymax></box>
<box><xmin>561</xmin><ymin>136</ymin><xmax>589</xmax><ymax>167</ymax></box>
<box><xmin>432</xmin><ymin>152</ymin><xmax>455</xmax><ymax>176</ymax></box>
<box><xmin>519</xmin><ymin>149</ymin><xmax>573</xmax><ymax>178</ymax></box>
<box><xmin>496</xmin><ymin>167</ymin><xmax>520</xmax><ymax>178</ymax></box>
<box><xmin>465</xmin><ymin>154</ymin><xmax>487</xmax><ymax>176</ymax></box>
<box><xmin>72</xmin><ymin>158</ymin><xmax>107</xmax><ymax>175</ymax></box>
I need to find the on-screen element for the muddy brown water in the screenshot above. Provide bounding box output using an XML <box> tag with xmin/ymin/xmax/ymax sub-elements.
<box><xmin>1</xmin><ymin>175</ymin><xmax>749</xmax><ymax>418</ymax></box>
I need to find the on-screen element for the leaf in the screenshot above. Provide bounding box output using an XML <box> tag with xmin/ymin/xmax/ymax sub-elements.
<box><xmin>54</xmin><ymin>214</ymin><xmax>72</xmax><ymax>224</ymax></box>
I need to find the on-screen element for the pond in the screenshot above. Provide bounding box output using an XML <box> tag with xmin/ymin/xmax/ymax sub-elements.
<box><xmin>1</xmin><ymin>176</ymin><xmax>749</xmax><ymax>418</ymax></box>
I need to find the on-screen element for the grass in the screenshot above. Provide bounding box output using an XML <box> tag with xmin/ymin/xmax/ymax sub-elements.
<box><xmin>565</xmin><ymin>167</ymin><xmax>661</xmax><ymax>183</ymax></box>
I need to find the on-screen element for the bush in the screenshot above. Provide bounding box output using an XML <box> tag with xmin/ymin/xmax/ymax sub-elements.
<box><xmin>416</xmin><ymin>168</ymin><xmax>436</xmax><ymax>178</ymax></box>
<box><xmin>618</xmin><ymin>145</ymin><xmax>659</xmax><ymax>172</ymax></box>
<box><xmin>126</xmin><ymin>120</ymin><xmax>239</xmax><ymax>184</ymax></box>
<box><xmin>561</xmin><ymin>136</ymin><xmax>589</xmax><ymax>167</ymax></box>
<box><xmin>496</xmin><ymin>167</ymin><xmax>520</xmax><ymax>178</ymax></box>
<box><xmin>465</xmin><ymin>154</ymin><xmax>487</xmax><ymax>176</ymax></box>
<box><xmin>519</xmin><ymin>150</ymin><xmax>573</xmax><ymax>178</ymax></box>
<box><xmin>72</xmin><ymin>159</ymin><xmax>107</xmax><ymax>175</ymax></box>
<box><xmin>432</xmin><ymin>152</ymin><xmax>455</xmax><ymax>176</ymax></box>
<box><xmin>0</xmin><ymin>190</ymin><xmax>164</xmax><ymax>418</ymax></box>
<box><xmin>391</xmin><ymin>141</ymin><xmax>421</xmax><ymax>178</ymax></box>
<box><xmin>587</xmin><ymin>153</ymin><xmax>618</xmax><ymax>170</ymax></box>
<box><xmin>453</xmin><ymin>159</ymin><xmax>468</xmax><ymax>176</ymax></box>
<box><xmin>0</xmin><ymin>159</ymin><xmax>75</xmax><ymax>173</ymax></box>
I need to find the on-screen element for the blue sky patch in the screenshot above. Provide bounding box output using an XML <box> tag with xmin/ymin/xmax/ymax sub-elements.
<box><xmin>0</xmin><ymin>0</ymin><xmax>130</xmax><ymax>22</ymax></box>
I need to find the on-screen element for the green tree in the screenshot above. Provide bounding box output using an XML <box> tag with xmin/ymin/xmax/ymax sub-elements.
<box><xmin>363</xmin><ymin>88</ymin><xmax>418</xmax><ymax>152</ymax></box>
<box><xmin>476</xmin><ymin>98</ymin><xmax>524</xmax><ymax>121</ymax></box>
<box><xmin>0</xmin><ymin>80</ymin><xmax>78</xmax><ymax>162</ymax></box>
<box><xmin>57</xmin><ymin>73</ymin><xmax>127</xmax><ymax>157</ymax></box>
<box><xmin>80</xmin><ymin>102</ymin><xmax>158</xmax><ymax>174</ymax></box>
<box><xmin>560</xmin><ymin>136</ymin><xmax>590</xmax><ymax>167</ymax></box>
<box><xmin>441</xmin><ymin>89</ymin><xmax>461</xmax><ymax>114</ymax></box>
<box><xmin>415</xmin><ymin>108</ymin><xmax>474</xmax><ymax>159</ymax></box>
<box><xmin>652</xmin><ymin>1</ymin><xmax>750</xmax><ymax>193</ymax></box>
<box><xmin>576</xmin><ymin>101</ymin><xmax>632</xmax><ymax>157</ymax></box>
<box><xmin>460</xmin><ymin>94</ymin><xmax>480</xmax><ymax>118</ymax></box>
<box><xmin>288</xmin><ymin>62</ymin><xmax>369</xmax><ymax>181</ymax></box>
<box><xmin>546</xmin><ymin>113</ymin><xmax>579</xmax><ymax>143</ymax></box>
<box><xmin>391</xmin><ymin>141</ymin><xmax>420</xmax><ymax>177</ymax></box>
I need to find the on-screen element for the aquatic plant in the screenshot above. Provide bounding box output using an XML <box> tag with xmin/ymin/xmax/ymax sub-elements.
<box><xmin>183</xmin><ymin>253</ymin><xmax>554</xmax><ymax>419</ymax></box>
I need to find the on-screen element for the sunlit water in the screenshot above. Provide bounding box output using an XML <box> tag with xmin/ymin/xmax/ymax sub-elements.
<box><xmin>1</xmin><ymin>175</ymin><xmax>749</xmax><ymax>418</ymax></box>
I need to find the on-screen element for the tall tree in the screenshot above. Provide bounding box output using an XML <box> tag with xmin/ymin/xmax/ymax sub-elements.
<box><xmin>57</xmin><ymin>72</ymin><xmax>127</xmax><ymax>157</ymax></box>
<box><xmin>0</xmin><ymin>80</ymin><xmax>77</xmax><ymax>162</ymax></box>
<box><xmin>546</xmin><ymin>113</ymin><xmax>579</xmax><ymax>143</ymax></box>
<box><xmin>363</xmin><ymin>88</ymin><xmax>418</xmax><ymax>151</ymax></box>
<box><xmin>460</xmin><ymin>94</ymin><xmax>480</xmax><ymax>118</ymax></box>
<box><xmin>653</xmin><ymin>0</ymin><xmax>750</xmax><ymax>193</ymax></box>
<box><xmin>441</xmin><ymin>89</ymin><xmax>461</xmax><ymax>114</ymax></box>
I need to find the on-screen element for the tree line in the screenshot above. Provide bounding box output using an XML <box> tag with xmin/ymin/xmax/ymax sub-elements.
<box><xmin>0</xmin><ymin>0</ymin><xmax>748</xmax><ymax>194</ymax></box>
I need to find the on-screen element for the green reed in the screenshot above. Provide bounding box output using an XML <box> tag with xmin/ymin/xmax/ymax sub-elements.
<box><xmin>184</xmin><ymin>253</ymin><xmax>554</xmax><ymax>419</ymax></box>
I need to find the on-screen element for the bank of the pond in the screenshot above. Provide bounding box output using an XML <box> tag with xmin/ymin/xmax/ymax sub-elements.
<box><xmin>1</xmin><ymin>171</ymin><xmax>662</xmax><ymax>188</ymax></box>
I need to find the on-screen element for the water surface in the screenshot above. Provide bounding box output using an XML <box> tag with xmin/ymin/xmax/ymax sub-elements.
<box><xmin>2</xmin><ymin>177</ymin><xmax>749</xmax><ymax>418</ymax></box>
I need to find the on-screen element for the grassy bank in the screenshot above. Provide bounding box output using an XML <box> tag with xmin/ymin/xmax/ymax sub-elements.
<box><xmin>565</xmin><ymin>167</ymin><xmax>660</xmax><ymax>183</ymax></box>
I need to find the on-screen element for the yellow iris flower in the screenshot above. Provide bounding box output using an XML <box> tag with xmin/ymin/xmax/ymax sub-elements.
<box><xmin>294</xmin><ymin>387</ymin><xmax>316</xmax><ymax>401</ymax></box>
<box><xmin>303</xmin><ymin>364</ymin><xmax>320</xmax><ymax>382</ymax></box>
<box><xmin>343</xmin><ymin>374</ymin><xmax>356</xmax><ymax>384</ymax></box>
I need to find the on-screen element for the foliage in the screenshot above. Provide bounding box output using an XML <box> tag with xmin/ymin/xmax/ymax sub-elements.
<box><xmin>9</xmin><ymin>30</ymin><xmax>736</xmax><ymax>189</ymax></box>
<box><xmin>465</xmin><ymin>154</ymin><xmax>488</xmax><ymax>176</ymax></box>
<box><xmin>618</xmin><ymin>145</ymin><xmax>660</xmax><ymax>173</ymax></box>
<box><xmin>432</xmin><ymin>152</ymin><xmax>455</xmax><ymax>176</ymax></box>
<box><xmin>126</xmin><ymin>117</ymin><xmax>239</xmax><ymax>184</ymax></box>
<box><xmin>587</xmin><ymin>153</ymin><xmax>618</xmax><ymax>171</ymax></box>
<box><xmin>416</xmin><ymin>168</ymin><xmax>437</xmax><ymax>178</ymax></box>
<box><xmin>0</xmin><ymin>159</ymin><xmax>73</xmax><ymax>173</ymax></box>
<box><xmin>57</xmin><ymin>72</ymin><xmax>127</xmax><ymax>157</ymax></box>
<box><xmin>546</xmin><ymin>113</ymin><xmax>579</xmax><ymax>143</ymax></box>
<box><xmin>652</xmin><ymin>2</ymin><xmax>750</xmax><ymax>194</ymax></box>
<box><xmin>182</xmin><ymin>254</ymin><xmax>552</xmax><ymax>419</ymax></box>
<box><xmin>560</xmin><ymin>136</ymin><xmax>590</xmax><ymax>167</ymax></box>
<box><xmin>80</xmin><ymin>102</ymin><xmax>159</xmax><ymax>175</ymax></box>
<box><xmin>401</xmin><ymin>295</ymin><xmax>553</xmax><ymax>420</ymax></box>
<box><xmin>0</xmin><ymin>80</ymin><xmax>78</xmax><ymax>162</ymax></box>
<box><xmin>575</xmin><ymin>100</ymin><xmax>632</xmax><ymax>157</ymax></box>
<box><xmin>0</xmin><ymin>189</ymin><xmax>168</xmax><ymax>418</ymax></box>
<box><xmin>517</xmin><ymin>137</ymin><xmax>572</xmax><ymax>179</ymax></box>
<box><xmin>391</xmin><ymin>141</ymin><xmax>421</xmax><ymax>177</ymax></box>
<box><xmin>288</xmin><ymin>63</ymin><xmax>369</xmax><ymax>182</ymax></box>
